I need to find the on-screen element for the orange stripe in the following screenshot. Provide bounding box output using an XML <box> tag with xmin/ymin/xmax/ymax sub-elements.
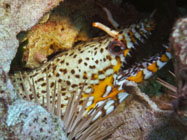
<box><xmin>160</xmin><ymin>54</ymin><xmax>169</xmax><ymax>62</ymax></box>
<box><xmin>147</xmin><ymin>62</ymin><xmax>158</xmax><ymax>73</ymax></box>
<box><xmin>127</xmin><ymin>71</ymin><xmax>144</xmax><ymax>83</ymax></box>
<box><xmin>123</xmin><ymin>49</ymin><xmax>129</xmax><ymax>56</ymax></box>
<box><xmin>113</xmin><ymin>57</ymin><xmax>122</xmax><ymax>73</ymax></box>
<box><xmin>129</xmin><ymin>30</ymin><xmax>136</xmax><ymax>43</ymax></box>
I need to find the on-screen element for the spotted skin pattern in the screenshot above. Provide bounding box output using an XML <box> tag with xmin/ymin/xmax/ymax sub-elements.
<box><xmin>10</xmin><ymin>16</ymin><xmax>171</xmax><ymax>117</ymax></box>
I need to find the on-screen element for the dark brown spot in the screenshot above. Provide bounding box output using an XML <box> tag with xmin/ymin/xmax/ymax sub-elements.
<box><xmin>41</xmin><ymin>90</ymin><xmax>46</xmax><ymax>93</ymax></box>
<box><xmin>83</xmin><ymin>75</ymin><xmax>87</xmax><ymax>79</ymax></box>
<box><xmin>86</xmin><ymin>57</ymin><xmax>89</xmax><ymax>61</ymax></box>
<box><xmin>56</xmin><ymin>73</ymin><xmax>60</xmax><ymax>77</ymax></box>
<box><xmin>66</xmin><ymin>81</ymin><xmax>71</xmax><ymax>86</ymax></box>
<box><xmin>52</xmin><ymin>65</ymin><xmax>57</xmax><ymax>73</ymax></box>
<box><xmin>61</xmin><ymin>104</ymin><xmax>65</xmax><ymax>108</ymax></box>
<box><xmin>59</xmin><ymin>68</ymin><xmax>67</xmax><ymax>74</ymax></box>
<box><xmin>60</xmin><ymin>60</ymin><xmax>65</xmax><ymax>64</ymax></box>
<box><xmin>75</xmin><ymin>75</ymin><xmax>80</xmax><ymax>78</ymax></box>
<box><xmin>41</xmin><ymin>83</ymin><xmax>46</xmax><ymax>87</ymax></box>
<box><xmin>73</xmin><ymin>55</ymin><xmax>77</xmax><ymax>58</ymax></box>
<box><xmin>62</xmin><ymin>92</ymin><xmax>66</xmax><ymax>96</ymax></box>
<box><xmin>50</xmin><ymin>82</ymin><xmax>55</xmax><ymax>88</ymax></box>
<box><xmin>98</xmin><ymin>71</ymin><xmax>104</xmax><ymax>74</ymax></box>
<box><xmin>58</xmin><ymin>79</ymin><xmax>62</xmax><ymax>83</ymax></box>
<box><xmin>100</xmin><ymin>48</ymin><xmax>104</xmax><ymax>53</ymax></box>
<box><xmin>64</xmin><ymin>96</ymin><xmax>69</xmax><ymax>100</ymax></box>
<box><xmin>66</xmin><ymin>62</ymin><xmax>69</xmax><ymax>66</ymax></box>
<box><xmin>94</xmin><ymin>51</ymin><xmax>97</xmax><ymax>56</ymax></box>
<box><xmin>80</xmin><ymin>50</ymin><xmax>84</xmax><ymax>53</ymax></box>
<box><xmin>69</xmin><ymin>52</ymin><xmax>74</xmax><ymax>56</ymax></box>
<box><xmin>71</xmin><ymin>84</ymin><xmax>78</xmax><ymax>88</ymax></box>
<box><xmin>71</xmin><ymin>70</ymin><xmax>75</xmax><ymax>74</ymax></box>
<box><xmin>48</xmin><ymin>74</ymin><xmax>52</xmax><ymax>78</ymax></box>
<box><xmin>103</xmin><ymin>58</ymin><xmax>106</xmax><ymax>62</ymax></box>
<box><xmin>106</xmin><ymin>55</ymin><xmax>112</xmax><ymax>61</ymax></box>
<box><xmin>84</xmin><ymin>62</ymin><xmax>88</xmax><ymax>66</ymax></box>
<box><xmin>47</xmin><ymin>63</ymin><xmax>52</xmax><ymax>70</ymax></box>
<box><xmin>78</xmin><ymin>59</ymin><xmax>82</xmax><ymax>64</ymax></box>
<box><xmin>29</xmin><ymin>94</ymin><xmax>34</xmax><ymax>100</ymax></box>
<box><xmin>32</xmin><ymin>72</ymin><xmax>39</xmax><ymax>78</ymax></box>
<box><xmin>79</xmin><ymin>100</ymin><xmax>83</xmax><ymax>105</ymax></box>
<box><xmin>20</xmin><ymin>83</ymin><xmax>24</xmax><ymax>91</ymax></box>
<box><xmin>61</xmin><ymin>88</ymin><xmax>66</xmax><ymax>91</ymax></box>
<box><xmin>89</xmin><ymin>65</ymin><xmax>96</xmax><ymax>69</ymax></box>
<box><xmin>36</xmin><ymin>77</ymin><xmax>44</xmax><ymax>83</ymax></box>
<box><xmin>95</xmin><ymin>60</ymin><xmax>99</xmax><ymax>64</ymax></box>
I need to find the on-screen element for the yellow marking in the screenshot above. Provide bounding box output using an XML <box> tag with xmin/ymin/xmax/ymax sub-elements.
<box><xmin>113</xmin><ymin>57</ymin><xmax>122</xmax><ymax>73</ymax></box>
<box><xmin>129</xmin><ymin>30</ymin><xmax>136</xmax><ymax>43</ymax></box>
<box><xmin>124</xmin><ymin>49</ymin><xmax>129</xmax><ymax>56</ymax></box>
<box><xmin>145</xmin><ymin>22</ymin><xmax>155</xmax><ymax>31</ymax></box>
<box><xmin>127</xmin><ymin>71</ymin><xmax>144</xmax><ymax>83</ymax></box>
<box><xmin>82</xmin><ymin>57</ymin><xmax>123</xmax><ymax>111</ymax></box>
<box><xmin>147</xmin><ymin>62</ymin><xmax>158</xmax><ymax>73</ymax></box>
<box><xmin>92</xmin><ymin>74</ymin><xmax>98</xmax><ymax>79</ymax></box>
<box><xmin>160</xmin><ymin>54</ymin><xmax>169</xmax><ymax>62</ymax></box>
<box><xmin>85</xmin><ymin>74</ymin><xmax>123</xmax><ymax>111</ymax></box>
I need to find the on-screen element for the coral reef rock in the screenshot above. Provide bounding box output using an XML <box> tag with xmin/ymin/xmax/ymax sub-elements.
<box><xmin>0</xmin><ymin>68</ymin><xmax>68</xmax><ymax>140</ymax></box>
<box><xmin>0</xmin><ymin>0</ymin><xmax>63</xmax><ymax>73</ymax></box>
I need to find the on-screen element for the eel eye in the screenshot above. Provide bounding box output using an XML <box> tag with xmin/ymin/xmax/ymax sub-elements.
<box><xmin>107</xmin><ymin>40</ymin><xmax>125</xmax><ymax>55</ymax></box>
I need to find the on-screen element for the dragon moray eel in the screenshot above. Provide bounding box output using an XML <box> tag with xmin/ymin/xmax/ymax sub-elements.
<box><xmin>10</xmin><ymin>15</ymin><xmax>172</xmax><ymax>118</ymax></box>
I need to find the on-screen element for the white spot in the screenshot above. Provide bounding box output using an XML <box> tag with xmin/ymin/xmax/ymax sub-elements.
<box><xmin>166</xmin><ymin>52</ymin><xmax>172</xmax><ymax>59</ymax></box>
<box><xmin>106</xmin><ymin>105</ymin><xmax>114</xmax><ymax>115</ymax></box>
<box><xmin>126</xmin><ymin>40</ymin><xmax>134</xmax><ymax>49</ymax></box>
<box><xmin>90</xmin><ymin>79</ymin><xmax>99</xmax><ymax>85</ymax></box>
<box><xmin>86</xmin><ymin>100</ymin><xmax>93</xmax><ymax>107</ymax></box>
<box><xmin>96</xmin><ymin>101</ymin><xmax>105</xmax><ymax>107</ymax></box>
<box><xmin>94</xmin><ymin>79</ymin><xmax>99</xmax><ymax>84</ymax></box>
<box><xmin>143</xmin><ymin>68</ymin><xmax>153</xmax><ymax>79</ymax></box>
<box><xmin>105</xmin><ymin>69</ymin><xmax>114</xmax><ymax>76</ymax></box>
<box><xmin>89</xmin><ymin>96</ymin><xmax>94</xmax><ymax>101</ymax></box>
<box><xmin>85</xmin><ymin>88</ymin><xmax>93</xmax><ymax>94</ymax></box>
<box><xmin>140</xmin><ymin>22</ymin><xmax>148</xmax><ymax>33</ymax></box>
<box><xmin>93</xmin><ymin>69</ymin><xmax>98</xmax><ymax>74</ymax></box>
<box><xmin>87</xmin><ymin>72</ymin><xmax>92</xmax><ymax>78</ymax></box>
<box><xmin>142</xmin><ymin>62</ymin><xmax>148</xmax><ymax>67</ymax></box>
<box><xmin>98</xmin><ymin>74</ymin><xmax>105</xmax><ymax>80</ymax></box>
<box><xmin>93</xmin><ymin>111</ymin><xmax>102</xmax><ymax>121</ymax></box>
<box><xmin>69</xmin><ymin>87</ymin><xmax>73</xmax><ymax>91</ymax></box>
<box><xmin>157</xmin><ymin>60</ymin><xmax>167</xmax><ymax>69</ymax></box>
<box><xmin>132</xmin><ymin>27</ymin><xmax>144</xmax><ymax>43</ymax></box>
<box><xmin>111</xmin><ymin>59</ymin><xmax>117</xmax><ymax>66</ymax></box>
<box><xmin>118</xmin><ymin>92</ymin><xmax>128</xmax><ymax>103</ymax></box>
<box><xmin>104</xmin><ymin>100</ymin><xmax>115</xmax><ymax>109</ymax></box>
<box><xmin>90</xmin><ymin>80</ymin><xmax>95</xmax><ymax>84</ymax></box>
<box><xmin>103</xmin><ymin>86</ymin><xmax>112</xmax><ymax>97</ymax></box>
<box><xmin>98</xmin><ymin>65</ymin><xmax>105</xmax><ymax>71</ymax></box>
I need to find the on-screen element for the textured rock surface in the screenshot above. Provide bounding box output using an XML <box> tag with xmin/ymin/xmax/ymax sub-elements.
<box><xmin>0</xmin><ymin>0</ymin><xmax>69</xmax><ymax>139</ymax></box>
<box><xmin>22</xmin><ymin>13</ymin><xmax>89</xmax><ymax>69</ymax></box>
<box><xmin>0</xmin><ymin>0</ymin><xmax>63</xmax><ymax>73</ymax></box>
<box><xmin>101</xmin><ymin>86</ymin><xmax>187</xmax><ymax>140</ymax></box>
<box><xmin>0</xmin><ymin>68</ymin><xmax>68</xmax><ymax>140</ymax></box>
<box><xmin>170</xmin><ymin>17</ymin><xmax>187</xmax><ymax>125</ymax></box>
